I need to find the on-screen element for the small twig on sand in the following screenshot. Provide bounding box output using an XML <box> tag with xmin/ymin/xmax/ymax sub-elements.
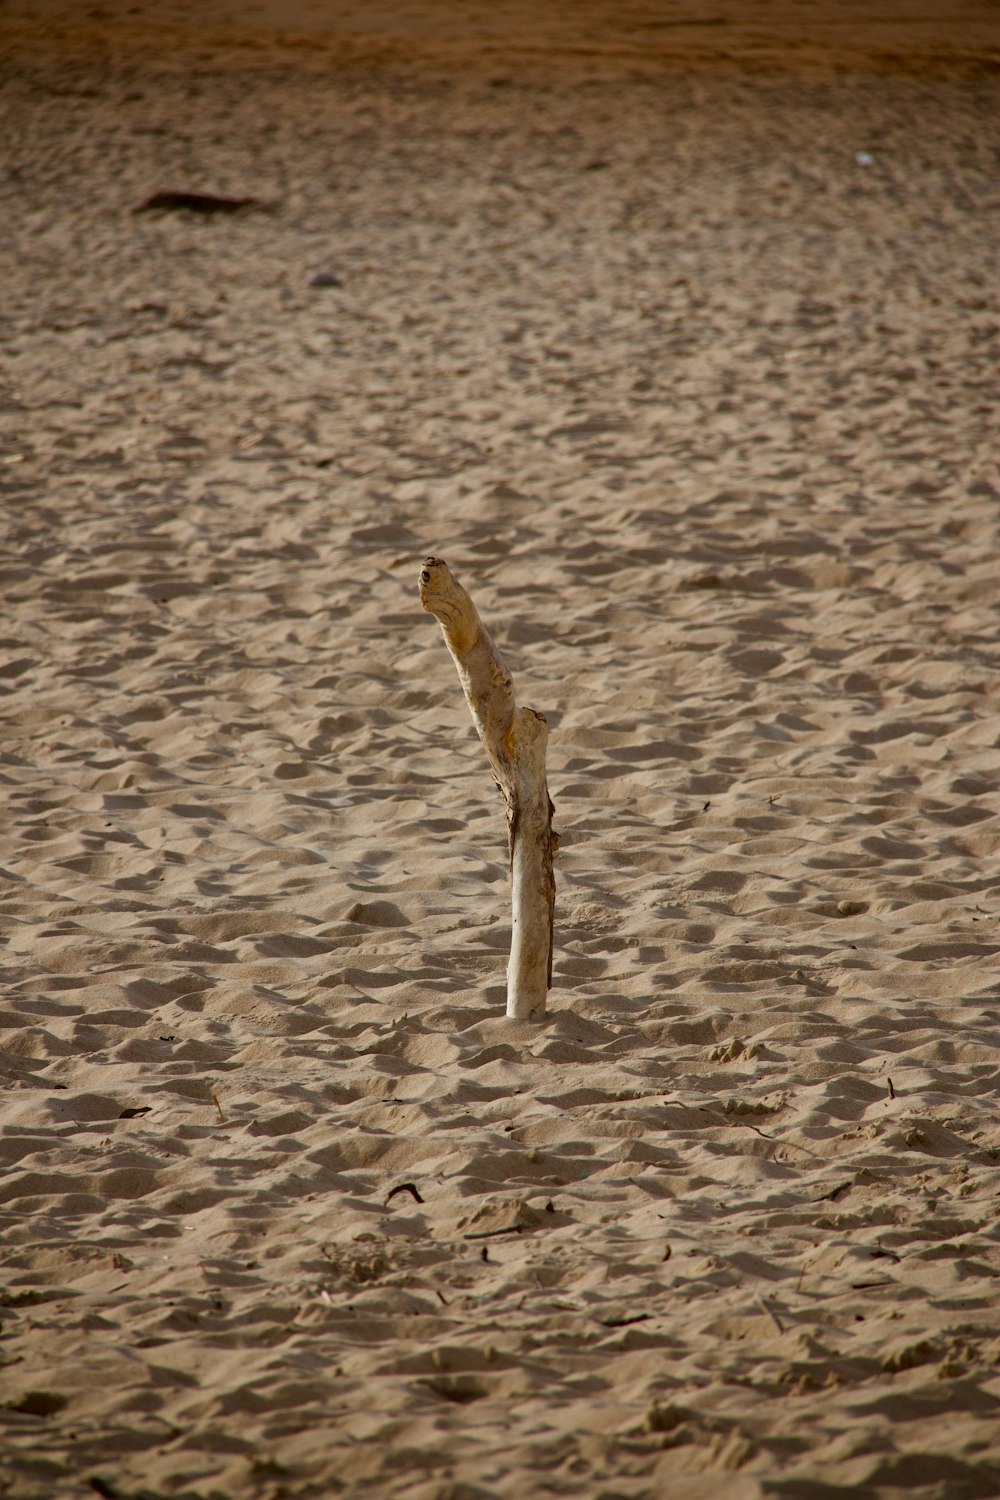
<box><xmin>386</xmin><ymin>1182</ymin><xmax>424</xmax><ymax>1206</ymax></box>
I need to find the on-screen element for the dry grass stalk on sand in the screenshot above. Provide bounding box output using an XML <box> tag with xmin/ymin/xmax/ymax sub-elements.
<box><xmin>419</xmin><ymin>556</ymin><xmax>555</xmax><ymax>1021</ymax></box>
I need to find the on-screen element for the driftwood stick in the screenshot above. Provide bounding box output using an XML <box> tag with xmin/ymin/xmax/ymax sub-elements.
<box><xmin>418</xmin><ymin>556</ymin><xmax>554</xmax><ymax>1021</ymax></box>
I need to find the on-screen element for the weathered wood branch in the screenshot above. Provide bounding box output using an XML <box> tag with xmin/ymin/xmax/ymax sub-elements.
<box><xmin>419</xmin><ymin>556</ymin><xmax>554</xmax><ymax>1021</ymax></box>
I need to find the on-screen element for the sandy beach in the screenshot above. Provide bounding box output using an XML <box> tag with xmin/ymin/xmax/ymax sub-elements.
<box><xmin>1</xmin><ymin>3</ymin><xmax>999</xmax><ymax>1496</ymax></box>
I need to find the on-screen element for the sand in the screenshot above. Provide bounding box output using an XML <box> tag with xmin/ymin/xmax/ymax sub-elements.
<box><xmin>1</xmin><ymin>3</ymin><xmax>999</xmax><ymax>1496</ymax></box>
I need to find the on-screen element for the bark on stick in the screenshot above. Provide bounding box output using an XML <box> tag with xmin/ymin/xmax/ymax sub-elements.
<box><xmin>418</xmin><ymin>556</ymin><xmax>554</xmax><ymax>1021</ymax></box>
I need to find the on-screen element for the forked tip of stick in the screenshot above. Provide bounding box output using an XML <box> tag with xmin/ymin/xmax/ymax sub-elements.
<box><xmin>418</xmin><ymin>554</ymin><xmax>450</xmax><ymax>612</ymax></box>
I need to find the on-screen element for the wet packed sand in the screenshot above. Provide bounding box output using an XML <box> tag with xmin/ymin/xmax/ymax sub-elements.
<box><xmin>1</xmin><ymin>3</ymin><xmax>999</xmax><ymax>1497</ymax></box>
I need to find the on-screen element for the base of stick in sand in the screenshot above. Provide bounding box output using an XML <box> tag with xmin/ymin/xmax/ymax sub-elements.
<box><xmin>419</xmin><ymin>556</ymin><xmax>555</xmax><ymax>1022</ymax></box>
